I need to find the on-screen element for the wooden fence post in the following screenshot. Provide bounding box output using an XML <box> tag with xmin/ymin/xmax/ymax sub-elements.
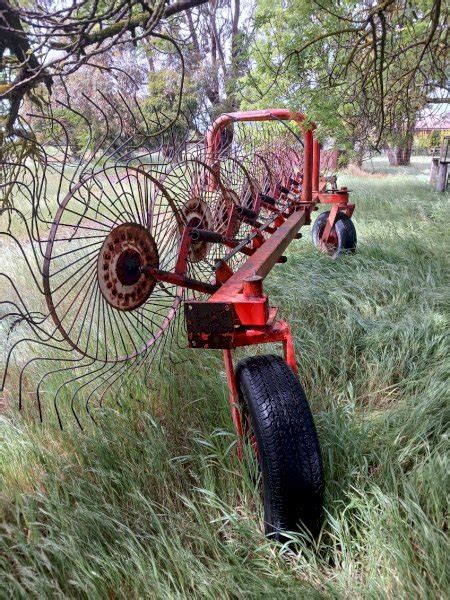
<box><xmin>436</xmin><ymin>162</ymin><xmax>448</xmax><ymax>192</ymax></box>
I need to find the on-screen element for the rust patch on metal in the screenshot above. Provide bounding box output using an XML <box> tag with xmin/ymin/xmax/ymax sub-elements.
<box><xmin>185</xmin><ymin>301</ymin><xmax>235</xmax><ymax>348</ymax></box>
<box><xmin>181</xmin><ymin>198</ymin><xmax>213</xmax><ymax>263</ymax></box>
<box><xmin>97</xmin><ymin>222</ymin><xmax>159</xmax><ymax>311</ymax></box>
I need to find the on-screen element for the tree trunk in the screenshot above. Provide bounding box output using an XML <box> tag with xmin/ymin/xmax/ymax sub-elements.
<box><xmin>349</xmin><ymin>143</ymin><xmax>365</xmax><ymax>168</ymax></box>
<box><xmin>386</xmin><ymin>138</ymin><xmax>413</xmax><ymax>166</ymax></box>
<box><xmin>350</xmin><ymin>153</ymin><xmax>364</xmax><ymax>168</ymax></box>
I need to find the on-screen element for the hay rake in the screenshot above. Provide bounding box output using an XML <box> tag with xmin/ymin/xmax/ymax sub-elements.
<box><xmin>1</xmin><ymin>107</ymin><xmax>357</xmax><ymax>541</ymax></box>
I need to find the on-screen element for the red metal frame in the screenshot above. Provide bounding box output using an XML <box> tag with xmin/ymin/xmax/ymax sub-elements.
<box><xmin>143</xmin><ymin>109</ymin><xmax>354</xmax><ymax>448</ymax></box>
<box><xmin>222</xmin><ymin>314</ymin><xmax>297</xmax><ymax>458</ymax></box>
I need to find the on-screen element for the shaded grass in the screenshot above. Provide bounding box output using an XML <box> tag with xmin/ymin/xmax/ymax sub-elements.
<box><xmin>1</xmin><ymin>157</ymin><xmax>449</xmax><ymax>598</ymax></box>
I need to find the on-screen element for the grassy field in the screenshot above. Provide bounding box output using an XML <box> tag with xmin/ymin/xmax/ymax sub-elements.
<box><xmin>1</xmin><ymin>157</ymin><xmax>448</xmax><ymax>598</ymax></box>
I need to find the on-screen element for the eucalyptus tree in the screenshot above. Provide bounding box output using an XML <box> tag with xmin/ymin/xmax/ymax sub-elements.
<box><xmin>241</xmin><ymin>0</ymin><xmax>448</xmax><ymax>164</ymax></box>
<box><xmin>0</xmin><ymin>0</ymin><xmax>209</xmax><ymax>137</ymax></box>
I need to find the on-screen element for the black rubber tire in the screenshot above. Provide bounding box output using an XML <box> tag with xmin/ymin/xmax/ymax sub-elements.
<box><xmin>236</xmin><ymin>354</ymin><xmax>324</xmax><ymax>542</ymax></box>
<box><xmin>312</xmin><ymin>210</ymin><xmax>357</xmax><ymax>257</ymax></box>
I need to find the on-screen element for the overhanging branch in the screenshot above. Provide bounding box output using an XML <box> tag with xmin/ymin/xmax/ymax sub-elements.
<box><xmin>0</xmin><ymin>0</ymin><xmax>209</xmax><ymax>133</ymax></box>
<box><xmin>51</xmin><ymin>0</ymin><xmax>209</xmax><ymax>48</ymax></box>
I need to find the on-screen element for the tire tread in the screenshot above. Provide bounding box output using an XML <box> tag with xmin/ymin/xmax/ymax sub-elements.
<box><xmin>236</xmin><ymin>354</ymin><xmax>324</xmax><ymax>540</ymax></box>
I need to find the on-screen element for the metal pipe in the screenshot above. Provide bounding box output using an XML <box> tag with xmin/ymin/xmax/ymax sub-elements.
<box><xmin>312</xmin><ymin>138</ymin><xmax>320</xmax><ymax>192</ymax></box>
<box><xmin>303</xmin><ymin>130</ymin><xmax>313</xmax><ymax>203</ymax></box>
<box><xmin>142</xmin><ymin>266</ymin><xmax>219</xmax><ymax>295</ymax></box>
<box><xmin>190</xmin><ymin>228</ymin><xmax>255</xmax><ymax>256</ymax></box>
<box><xmin>205</xmin><ymin>109</ymin><xmax>309</xmax><ymax>161</ymax></box>
<box><xmin>205</xmin><ymin>109</ymin><xmax>315</xmax><ymax>190</ymax></box>
<box><xmin>216</xmin><ymin>199</ymin><xmax>296</xmax><ymax>266</ymax></box>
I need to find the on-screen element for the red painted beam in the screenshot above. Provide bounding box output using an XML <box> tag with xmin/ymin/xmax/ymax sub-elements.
<box><xmin>302</xmin><ymin>130</ymin><xmax>313</xmax><ymax>203</ymax></box>
<box><xmin>210</xmin><ymin>209</ymin><xmax>307</xmax><ymax>301</ymax></box>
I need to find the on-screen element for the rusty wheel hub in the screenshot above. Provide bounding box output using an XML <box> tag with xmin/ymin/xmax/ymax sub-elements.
<box><xmin>97</xmin><ymin>223</ymin><xmax>159</xmax><ymax>311</ymax></box>
<box><xmin>182</xmin><ymin>198</ymin><xmax>213</xmax><ymax>263</ymax></box>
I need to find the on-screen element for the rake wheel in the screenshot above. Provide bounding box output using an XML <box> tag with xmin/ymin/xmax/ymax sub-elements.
<box><xmin>43</xmin><ymin>166</ymin><xmax>183</xmax><ymax>361</ymax></box>
<box><xmin>158</xmin><ymin>157</ymin><xmax>242</xmax><ymax>271</ymax></box>
<box><xmin>180</xmin><ymin>198</ymin><xmax>214</xmax><ymax>263</ymax></box>
<box><xmin>2</xmin><ymin>106</ymin><xmax>354</xmax><ymax>437</ymax></box>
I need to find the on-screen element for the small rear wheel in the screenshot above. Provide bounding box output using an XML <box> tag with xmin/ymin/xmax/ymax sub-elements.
<box><xmin>312</xmin><ymin>210</ymin><xmax>357</xmax><ymax>257</ymax></box>
<box><xmin>236</xmin><ymin>354</ymin><xmax>324</xmax><ymax>542</ymax></box>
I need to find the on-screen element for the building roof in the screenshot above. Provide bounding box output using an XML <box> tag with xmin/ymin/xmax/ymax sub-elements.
<box><xmin>415</xmin><ymin>113</ymin><xmax>450</xmax><ymax>131</ymax></box>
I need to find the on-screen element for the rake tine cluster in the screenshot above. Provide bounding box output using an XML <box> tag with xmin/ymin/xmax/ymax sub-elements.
<box><xmin>1</xmin><ymin>97</ymin><xmax>346</xmax><ymax>428</ymax></box>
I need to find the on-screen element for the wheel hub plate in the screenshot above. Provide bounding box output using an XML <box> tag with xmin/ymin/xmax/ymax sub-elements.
<box><xmin>182</xmin><ymin>198</ymin><xmax>214</xmax><ymax>262</ymax></box>
<box><xmin>97</xmin><ymin>223</ymin><xmax>159</xmax><ymax>311</ymax></box>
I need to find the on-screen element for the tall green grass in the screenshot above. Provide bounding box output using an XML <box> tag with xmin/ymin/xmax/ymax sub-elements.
<box><xmin>1</xmin><ymin>157</ymin><xmax>448</xmax><ymax>598</ymax></box>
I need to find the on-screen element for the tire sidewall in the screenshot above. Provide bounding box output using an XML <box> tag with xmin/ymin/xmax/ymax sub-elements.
<box><xmin>236</xmin><ymin>355</ymin><xmax>324</xmax><ymax>540</ymax></box>
<box><xmin>312</xmin><ymin>210</ymin><xmax>356</xmax><ymax>257</ymax></box>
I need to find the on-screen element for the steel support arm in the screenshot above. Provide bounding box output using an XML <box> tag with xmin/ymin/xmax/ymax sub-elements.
<box><xmin>211</xmin><ymin>209</ymin><xmax>307</xmax><ymax>301</ymax></box>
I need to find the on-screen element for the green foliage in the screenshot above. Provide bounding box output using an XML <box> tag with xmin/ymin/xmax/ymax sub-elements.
<box><xmin>50</xmin><ymin>107</ymin><xmax>90</xmax><ymax>155</ymax></box>
<box><xmin>142</xmin><ymin>69</ymin><xmax>200</xmax><ymax>140</ymax></box>
<box><xmin>242</xmin><ymin>0</ymin><xmax>446</xmax><ymax>154</ymax></box>
<box><xmin>413</xmin><ymin>134</ymin><xmax>430</xmax><ymax>152</ymax></box>
<box><xmin>240</xmin><ymin>0</ymin><xmax>354</xmax><ymax>146</ymax></box>
<box><xmin>429</xmin><ymin>130</ymin><xmax>441</xmax><ymax>148</ymax></box>
<box><xmin>413</xmin><ymin>130</ymin><xmax>448</xmax><ymax>152</ymax></box>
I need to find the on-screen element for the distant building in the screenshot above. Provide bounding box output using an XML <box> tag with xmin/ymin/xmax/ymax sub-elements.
<box><xmin>414</xmin><ymin>113</ymin><xmax>450</xmax><ymax>144</ymax></box>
